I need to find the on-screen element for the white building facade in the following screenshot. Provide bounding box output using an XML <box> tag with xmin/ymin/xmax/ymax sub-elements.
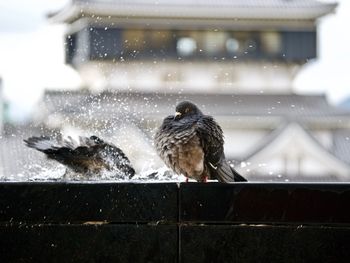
<box><xmin>41</xmin><ymin>0</ymin><xmax>350</xmax><ymax>181</ymax></box>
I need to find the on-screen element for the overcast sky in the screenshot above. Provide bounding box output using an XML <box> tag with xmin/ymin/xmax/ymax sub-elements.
<box><xmin>0</xmin><ymin>0</ymin><xmax>77</xmax><ymax>122</ymax></box>
<box><xmin>0</xmin><ymin>0</ymin><xmax>349</xmax><ymax>122</ymax></box>
<box><xmin>294</xmin><ymin>0</ymin><xmax>350</xmax><ymax>104</ymax></box>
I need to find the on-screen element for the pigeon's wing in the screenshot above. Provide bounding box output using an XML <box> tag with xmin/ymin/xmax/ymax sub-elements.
<box><xmin>197</xmin><ymin>116</ymin><xmax>247</xmax><ymax>182</ymax></box>
<box><xmin>100</xmin><ymin>142</ymin><xmax>135</xmax><ymax>178</ymax></box>
<box><xmin>196</xmin><ymin>116</ymin><xmax>224</xmax><ymax>166</ymax></box>
<box><xmin>24</xmin><ymin>136</ymin><xmax>135</xmax><ymax>177</ymax></box>
<box><xmin>155</xmin><ymin>116</ymin><xmax>203</xmax><ymax>178</ymax></box>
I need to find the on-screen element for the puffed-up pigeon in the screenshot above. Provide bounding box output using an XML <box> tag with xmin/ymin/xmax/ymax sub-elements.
<box><xmin>155</xmin><ymin>101</ymin><xmax>247</xmax><ymax>183</ymax></box>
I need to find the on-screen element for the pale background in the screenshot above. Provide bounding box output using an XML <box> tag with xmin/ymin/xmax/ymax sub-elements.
<box><xmin>0</xmin><ymin>0</ymin><xmax>349</xmax><ymax>122</ymax></box>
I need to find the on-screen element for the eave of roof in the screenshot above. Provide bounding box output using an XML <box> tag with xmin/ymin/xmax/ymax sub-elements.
<box><xmin>41</xmin><ymin>90</ymin><xmax>350</xmax><ymax>118</ymax></box>
<box><xmin>49</xmin><ymin>0</ymin><xmax>337</xmax><ymax>24</ymax></box>
<box><xmin>241</xmin><ymin>122</ymin><xmax>350</xmax><ymax>176</ymax></box>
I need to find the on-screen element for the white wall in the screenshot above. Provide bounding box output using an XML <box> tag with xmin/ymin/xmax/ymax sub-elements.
<box><xmin>78</xmin><ymin>61</ymin><xmax>300</xmax><ymax>94</ymax></box>
<box><xmin>0</xmin><ymin>78</ymin><xmax>3</xmax><ymax>134</ymax></box>
<box><xmin>224</xmin><ymin>129</ymin><xmax>268</xmax><ymax>157</ymax></box>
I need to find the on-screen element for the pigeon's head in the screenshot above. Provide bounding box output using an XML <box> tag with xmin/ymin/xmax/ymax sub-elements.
<box><xmin>174</xmin><ymin>101</ymin><xmax>202</xmax><ymax>120</ymax></box>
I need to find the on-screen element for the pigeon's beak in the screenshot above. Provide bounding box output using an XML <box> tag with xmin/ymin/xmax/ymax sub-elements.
<box><xmin>174</xmin><ymin>111</ymin><xmax>182</xmax><ymax>120</ymax></box>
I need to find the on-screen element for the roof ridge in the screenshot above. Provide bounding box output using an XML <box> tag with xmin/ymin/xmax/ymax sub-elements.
<box><xmin>241</xmin><ymin>122</ymin><xmax>350</xmax><ymax>169</ymax></box>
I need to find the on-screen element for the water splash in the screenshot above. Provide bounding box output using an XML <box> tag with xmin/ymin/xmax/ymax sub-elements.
<box><xmin>1</xmin><ymin>164</ymin><xmax>186</xmax><ymax>183</ymax></box>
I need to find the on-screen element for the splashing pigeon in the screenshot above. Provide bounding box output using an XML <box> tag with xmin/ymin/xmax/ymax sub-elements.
<box><xmin>24</xmin><ymin>135</ymin><xmax>135</xmax><ymax>179</ymax></box>
<box><xmin>155</xmin><ymin>101</ymin><xmax>247</xmax><ymax>183</ymax></box>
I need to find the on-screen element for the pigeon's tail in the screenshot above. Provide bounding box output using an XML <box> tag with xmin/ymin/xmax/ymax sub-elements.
<box><xmin>23</xmin><ymin>135</ymin><xmax>107</xmax><ymax>172</ymax></box>
<box><xmin>230</xmin><ymin>166</ymin><xmax>248</xmax><ymax>182</ymax></box>
<box><xmin>24</xmin><ymin>135</ymin><xmax>102</xmax><ymax>157</ymax></box>
<box><xmin>24</xmin><ymin>136</ymin><xmax>135</xmax><ymax>178</ymax></box>
<box><xmin>214</xmin><ymin>158</ymin><xmax>247</xmax><ymax>183</ymax></box>
<box><xmin>24</xmin><ymin>136</ymin><xmax>56</xmax><ymax>152</ymax></box>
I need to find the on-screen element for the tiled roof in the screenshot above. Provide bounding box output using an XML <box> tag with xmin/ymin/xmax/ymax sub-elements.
<box><xmin>333</xmin><ymin>129</ymin><xmax>350</xmax><ymax>164</ymax></box>
<box><xmin>38</xmin><ymin>90</ymin><xmax>350</xmax><ymax>168</ymax></box>
<box><xmin>340</xmin><ymin>97</ymin><xmax>350</xmax><ymax>108</ymax></box>
<box><xmin>50</xmin><ymin>0</ymin><xmax>337</xmax><ymax>23</ymax></box>
<box><xmin>247</xmin><ymin>174</ymin><xmax>342</xmax><ymax>182</ymax></box>
<box><xmin>78</xmin><ymin>0</ymin><xmax>332</xmax><ymax>8</ymax></box>
<box><xmin>41</xmin><ymin>91</ymin><xmax>350</xmax><ymax>122</ymax></box>
<box><xmin>2</xmin><ymin>90</ymin><xmax>350</xmax><ymax>181</ymax></box>
<box><xmin>240</xmin><ymin>122</ymin><xmax>350</xmax><ymax>166</ymax></box>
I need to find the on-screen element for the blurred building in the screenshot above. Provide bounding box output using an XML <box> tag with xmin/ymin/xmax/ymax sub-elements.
<box><xmin>36</xmin><ymin>0</ymin><xmax>350</xmax><ymax>181</ymax></box>
<box><xmin>0</xmin><ymin>77</ymin><xmax>3</xmax><ymax>134</ymax></box>
<box><xmin>50</xmin><ymin>0</ymin><xmax>337</xmax><ymax>93</ymax></box>
<box><xmin>340</xmin><ymin>96</ymin><xmax>350</xmax><ymax>109</ymax></box>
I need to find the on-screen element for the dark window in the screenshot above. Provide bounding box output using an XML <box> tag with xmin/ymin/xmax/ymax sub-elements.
<box><xmin>282</xmin><ymin>31</ymin><xmax>317</xmax><ymax>61</ymax></box>
<box><xmin>65</xmin><ymin>27</ymin><xmax>317</xmax><ymax>64</ymax></box>
<box><xmin>260</xmin><ymin>31</ymin><xmax>282</xmax><ymax>56</ymax></box>
<box><xmin>64</xmin><ymin>34</ymin><xmax>77</xmax><ymax>64</ymax></box>
<box><xmin>122</xmin><ymin>29</ymin><xmax>176</xmax><ymax>59</ymax></box>
<box><xmin>89</xmin><ymin>27</ymin><xmax>123</xmax><ymax>60</ymax></box>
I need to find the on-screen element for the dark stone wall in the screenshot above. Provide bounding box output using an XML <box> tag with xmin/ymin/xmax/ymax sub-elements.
<box><xmin>0</xmin><ymin>182</ymin><xmax>349</xmax><ymax>262</ymax></box>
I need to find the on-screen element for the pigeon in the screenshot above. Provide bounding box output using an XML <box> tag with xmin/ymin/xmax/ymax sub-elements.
<box><xmin>154</xmin><ymin>101</ymin><xmax>247</xmax><ymax>183</ymax></box>
<box><xmin>24</xmin><ymin>135</ymin><xmax>135</xmax><ymax>178</ymax></box>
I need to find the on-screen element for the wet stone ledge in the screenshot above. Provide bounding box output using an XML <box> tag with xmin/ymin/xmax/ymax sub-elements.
<box><xmin>180</xmin><ymin>183</ymin><xmax>350</xmax><ymax>224</ymax></box>
<box><xmin>0</xmin><ymin>182</ymin><xmax>350</xmax><ymax>262</ymax></box>
<box><xmin>0</xmin><ymin>183</ymin><xmax>178</xmax><ymax>224</ymax></box>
